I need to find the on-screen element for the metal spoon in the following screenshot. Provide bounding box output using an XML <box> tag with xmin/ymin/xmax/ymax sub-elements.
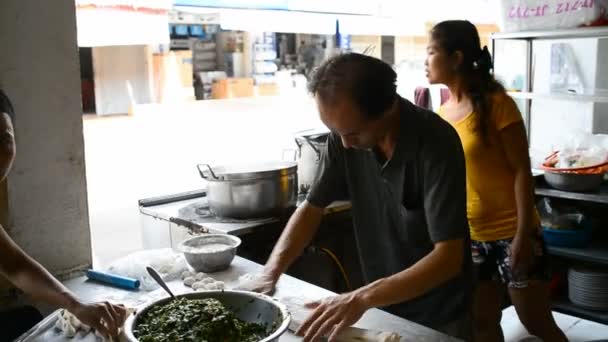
<box><xmin>146</xmin><ymin>266</ymin><xmax>176</xmax><ymax>299</ymax></box>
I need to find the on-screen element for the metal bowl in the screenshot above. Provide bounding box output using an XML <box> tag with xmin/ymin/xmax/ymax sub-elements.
<box><xmin>124</xmin><ymin>290</ymin><xmax>291</xmax><ymax>342</ymax></box>
<box><xmin>544</xmin><ymin>171</ymin><xmax>604</xmax><ymax>192</ymax></box>
<box><xmin>178</xmin><ymin>234</ymin><xmax>241</xmax><ymax>273</ymax></box>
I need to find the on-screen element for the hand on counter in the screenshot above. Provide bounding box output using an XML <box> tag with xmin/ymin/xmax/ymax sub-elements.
<box><xmin>296</xmin><ymin>291</ymin><xmax>367</xmax><ymax>342</ymax></box>
<box><xmin>235</xmin><ymin>273</ymin><xmax>277</xmax><ymax>295</ymax></box>
<box><xmin>69</xmin><ymin>301</ymin><xmax>129</xmax><ymax>338</ymax></box>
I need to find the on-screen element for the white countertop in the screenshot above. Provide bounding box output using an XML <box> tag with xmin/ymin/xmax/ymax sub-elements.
<box><xmin>19</xmin><ymin>256</ymin><xmax>458</xmax><ymax>341</ymax></box>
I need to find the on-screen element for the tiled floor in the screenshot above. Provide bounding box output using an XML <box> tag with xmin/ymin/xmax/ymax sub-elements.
<box><xmin>502</xmin><ymin>306</ymin><xmax>608</xmax><ymax>341</ymax></box>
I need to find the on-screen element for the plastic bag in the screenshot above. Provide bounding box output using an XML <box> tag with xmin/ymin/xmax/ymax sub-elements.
<box><xmin>106</xmin><ymin>248</ymin><xmax>188</xmax><ymax>291</ymax></box>
<box><xmin>550</xmin><ymin>43</ymin><xmax>585</xmax><ymax>94</ymax></box>
<box><xmin>538</xmin><ymin>198</ymin><xmax>585</xmax><ymax>229</ymax></box>
<box><xmin>550</xmin><ymin>132</ymin><xmax>608</xmax><ymax>168</ymax></box>
<box><xmin>495</xmin><ymin>0</ymin><xmax>606</xmax><ymax>32</ymax></box>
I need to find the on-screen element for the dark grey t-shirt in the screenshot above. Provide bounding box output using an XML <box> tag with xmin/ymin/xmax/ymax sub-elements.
<box><xmin>307</xmin><ymin>98</ymin><xmax>472</xmax><ymax>328</ymax></box>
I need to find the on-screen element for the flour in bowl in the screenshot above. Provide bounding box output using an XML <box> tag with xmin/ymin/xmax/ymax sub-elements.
<box><xmin>182</xmin><ymin>243</ymin><xmax>231</xmax><ymax>254</ymax></box>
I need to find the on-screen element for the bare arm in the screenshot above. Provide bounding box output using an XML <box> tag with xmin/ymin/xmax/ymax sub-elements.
<box><xmin>0</xmin><ymin>226</ymin><xmax>127</xmax><ymax>337</ymax></box>
<box><xmin>297</xmin><ymin>239</ymin><xmax>465</xmax><ymax>341</ymax></box>
<box><xmin>0</xmin><ymin>225</ymin><xmax>80</xmax><ymax>310</ymax></box>
<box><xmin>499</xmin><ymin>121</ymin><xmax>538</xmax><ymax>276</ymax></box>
<box><xmin>356</xmin><ymin>239</ymin><xmax>463</xmax><ymax>308</ymax></box>
<box><xmin>500</xmin><ymin>122</ymin><xmax>537</xmax><ymax>238</ymax></box>
<box><xmin>264</xmin><ymin>201</ymin><xmax>324</xmax><ymax>281</ymax></box>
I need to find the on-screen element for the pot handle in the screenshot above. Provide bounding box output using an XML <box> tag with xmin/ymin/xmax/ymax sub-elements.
<box><xmin>197</xmin><ymin>164</ymin><xmax>219</xmax><ymax>180</ymax></box>
<box><xmin>303</xmin><ymin>136</ymin><xmax>322</xmax><ymax>161</ymax></box>
<box><xmin>282</xmin><ymin>149</ymin><xmax>297</xmax><ymax>161</ymax></box>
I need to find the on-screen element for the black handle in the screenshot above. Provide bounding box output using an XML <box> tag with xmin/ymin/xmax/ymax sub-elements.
<box><xmin>197</xmin><ymin>164</ymin><xmax>219</xmax><ymax>180</ymax></box>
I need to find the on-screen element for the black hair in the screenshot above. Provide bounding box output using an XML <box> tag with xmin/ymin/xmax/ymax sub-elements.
<box><xmin>431</xmin><ymin>20</ymin><xmax>505</xmax><ymax>144</ymax></box>
<box><xmin>307</xmin><ymin>53</ymin><xmax>397</xmax><ymax>120</ymax></box>
<box><xmin>0</xmin><ymin>89</ymin><xmax>15</xmax><ymax>123</ymax></box>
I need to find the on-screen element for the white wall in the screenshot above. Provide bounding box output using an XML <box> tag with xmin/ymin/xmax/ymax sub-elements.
<box><xmin>0</xmin><ymin>0</ymin><xmax>92</xmax><ymax>277</ymax></box>
<box><xmin>93</xmin><ymin>45</ymin><xmax>153</xmax><ymax>115</ymax></box>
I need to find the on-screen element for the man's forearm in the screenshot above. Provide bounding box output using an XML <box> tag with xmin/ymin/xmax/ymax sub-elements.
<box><xmin>264</xmin><ymin>201</ymin><xmax>324</xmax><ymax>280</ymax></box>
<box><xmin>356</xmin><ymin>239</ymin><xmax>464</xmax><ymax>309</ymax></box>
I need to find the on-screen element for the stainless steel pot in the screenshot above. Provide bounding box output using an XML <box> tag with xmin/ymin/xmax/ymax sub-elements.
<box><xmin>294</xmin><ymin>130</ymin><xmax>329</xmax><ymax>194</ymax></box>
<box><xmin>123</xmin><ymin>290</ymin><xmax>291</xmax><ymax>342</ymax></box>
<box><xmin>544</xmin><ymin>171</ymin><xmax>604</xmax><ymax>192</ymax></box>
<box><xmin>197</xmin><ymin>161</ymin><xmax>297</xmax><ymax>219</ymax></box>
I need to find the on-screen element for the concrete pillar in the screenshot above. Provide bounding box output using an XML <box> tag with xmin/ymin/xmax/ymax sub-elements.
<box><xmin>381</xmin><ymin>36</ymin><xmax>395</xmax><ymax>65</ymax></box>
<box><xmin>0</xmin><ymin>0</ymin><xmax>92</xmax><ymax>278</ymax></box>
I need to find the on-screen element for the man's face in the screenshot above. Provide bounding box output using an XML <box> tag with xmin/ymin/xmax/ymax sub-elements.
<box><xmin>315</xmin><ymin>95</ymin><xmax>383</xmax><ymax>150</ymax></box>
<box><xmin>0</xmin><ymin>113</ymin><xmax>15</xmax><ymax>182</ymax></box>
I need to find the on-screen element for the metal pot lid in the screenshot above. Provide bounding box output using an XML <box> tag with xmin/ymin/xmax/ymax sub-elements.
<box><xmin>199</xmin><ymin>161</ymin><xmax>297</xmax><ymax>181</ymax></box>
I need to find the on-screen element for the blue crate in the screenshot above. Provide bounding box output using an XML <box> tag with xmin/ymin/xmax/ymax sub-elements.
<box><xmin>174</xmin><ymin>24</ymin><xmax>189</xmax><ymax>36</ymax></box>
<box><xmin>189</xmin><ymin>25</ymin><xmax>205</xmax><ymax>38</ymax></box>
<box><xmin>543</xmin><ymin>219</ymin><xmax>593</xmax><ymax>248</ymax></box>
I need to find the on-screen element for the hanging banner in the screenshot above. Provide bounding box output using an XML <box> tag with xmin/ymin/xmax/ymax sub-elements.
<box><xmin>76</xmin><ymin>0</ymin><xmax>172</xmax><ymax>46</ymax></box>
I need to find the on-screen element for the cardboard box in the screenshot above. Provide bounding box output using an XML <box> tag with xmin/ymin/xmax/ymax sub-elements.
<box><xmin>256</xmin><ymin>83</ymin><xmax>279</xmax><ymax>96</ymax></box>
<box><xmin>152</xmin><ymin>51</ymin><xmax>194</xmax><ymax>103</ymax></box>
<box><xmin>174</xmin><ymin>50</ymin><xmax>193</xmax><ymax>88</ymax></box>
<box><xmin>211</xmin><ymin>78</ymin><xmax>254</xmax><ymax>99</ymax></box>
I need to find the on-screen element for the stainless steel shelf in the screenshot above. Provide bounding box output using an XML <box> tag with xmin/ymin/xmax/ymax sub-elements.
<box><xmin>492</xmin><ymin>26</ymin><xmax>608</xmax><ymax>40</ymax></box>
<box><xmin>547</xmin><ymin>243</ymin><xmax>608</xmax><ymax>265</ymax></box>
<box><xmin>535</xmin><ymin>184</ymin><xmax>608</xmax><ymax>204</ymax></box>
<box><xmin>508</xmin><ymin>91</ymin><xmax>608</xmax><ymax>103</ymax></box>
<box><xmin>553</xmin><ymin>298</ymin><xmax>608</xmax><ymax>325</ymax></box>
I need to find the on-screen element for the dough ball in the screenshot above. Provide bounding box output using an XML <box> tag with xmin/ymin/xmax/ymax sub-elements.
<box><xmin>183</xmin><ymin>276</ymin><xmax>196</xmax><ymax>287</ymax></box>
<box><xmin>63</xmin><ymin>321</ymin><xmax>77</xmax><ymax>337</ymax></box>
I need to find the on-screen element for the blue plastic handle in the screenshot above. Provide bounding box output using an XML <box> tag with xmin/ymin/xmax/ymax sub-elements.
<box><xmin>86</xmin><ymin>269</ymin><xmax>140</xmax><ymax>290</ymax></box>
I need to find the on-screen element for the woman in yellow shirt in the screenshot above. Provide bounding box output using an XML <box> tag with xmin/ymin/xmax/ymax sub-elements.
<box><xmin>425</xmin><ymin>21</ymin><xmax>567</xmax><ymax>342</ymax></box>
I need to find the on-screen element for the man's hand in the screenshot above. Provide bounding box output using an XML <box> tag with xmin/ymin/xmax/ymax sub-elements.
<box><xmin>510</xmin><ymin>233</ymin><xmax>536</xmax><ymax>278</ymax></box>
<box><xmin>236</xmin><ymin>273</ymin><xmax>278</xmax><ymax>295</ymax></box>
<box><xmin>70</xmin><ymin>301</ymin><xmax>128</xmax><ymax>338</ymax></box>
<box><xmin>296</xmin><ymin>292</ymin><xmax>368</xmax><ymax>342</ymax></box>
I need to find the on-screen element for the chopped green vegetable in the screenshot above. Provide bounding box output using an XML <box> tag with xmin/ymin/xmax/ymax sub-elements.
<box><xmin>133</xmin><ymin>297</ymin><xmax>270</xmax><ymax>342</ymax></box>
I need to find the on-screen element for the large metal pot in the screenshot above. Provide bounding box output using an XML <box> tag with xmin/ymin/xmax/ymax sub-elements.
<box><xmin>294</xmin><ymin>129</ymin><xmax>329</xmax><ymax>194</ymax></box>
<box><xmin>124</xmin><ymin>290</ymin><xmax>291</xmax><ymax>342</ymax></box>
<box><xmin>197</xmin><ymin>161</ymin><xmax>297</xmax><ymax>219</ymax></box>
<box><xmin>544</xmin><ymin>171</ymin><xmax>604</xmax><ymax>192</ymax></box>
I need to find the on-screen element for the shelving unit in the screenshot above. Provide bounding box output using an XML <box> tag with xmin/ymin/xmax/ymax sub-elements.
<box><xmin>535</xmin><ymin>184</ymin><xmax>608</xmax><ymax>204</ymax></box>
<box><xmin>492</xmin><ymin>26</ymin><xmax>608</xmax><ymax>140</ymax></box>
<box><xmin>494</xmin><ymin>27</ymin><xmax>608</xmax><ymax>324</ymax></box>
<box><xmin>492</xmin><ymin>26</ymin><xmax>608</xmax><ymax>40</ymax></box>
<box><xmin>553</xmin><ymin>298</ymin><xmax>608</xmax><ymax>325</ymax></box>
<box><xmin>508</xmin><ymin>91</ymin><xmax>608</xmax><ymax>103</ymax></box>
<box><xmin>547</xmin><ymin>242</ymin><xmax>608</xmax><ymax>265</ymax></box>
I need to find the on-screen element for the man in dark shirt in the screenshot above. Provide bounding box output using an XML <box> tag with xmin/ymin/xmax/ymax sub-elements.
<box><xmin>246</xmin><ymin>53</ymin><xmax>472</xmax><ymax>341</ymax></box>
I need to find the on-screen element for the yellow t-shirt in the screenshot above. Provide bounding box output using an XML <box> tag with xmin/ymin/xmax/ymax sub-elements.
<box><xmin>440</xmin><ymin>93</ymin><xmax>536</xmax><ymax>242</ymax></box>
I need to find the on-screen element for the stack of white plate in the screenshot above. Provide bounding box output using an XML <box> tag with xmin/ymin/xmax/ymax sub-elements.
<box><xmin>568</xmin><ymin>267</ymin><xmax>608</xmax><ymax>311</ymax></box>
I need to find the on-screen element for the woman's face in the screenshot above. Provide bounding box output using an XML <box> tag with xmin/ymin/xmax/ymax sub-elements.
<box><xmin>0</xmin><ymin>113</ymin><xmax>15</xmax><ymax>182</ymax></box>
<box><xmin>425</xmin><ymin>39</ymin><xmax>457</xmax><ymax>85</ymax></box>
